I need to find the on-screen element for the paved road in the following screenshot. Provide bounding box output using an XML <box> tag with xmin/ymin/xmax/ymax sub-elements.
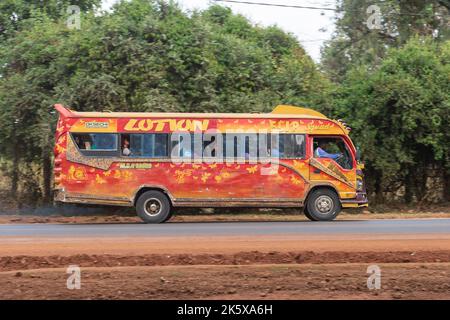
<box><xmin>0</xmin><ymin>219</ymin><xmax>449</xmax><ymax>237</ymax></box>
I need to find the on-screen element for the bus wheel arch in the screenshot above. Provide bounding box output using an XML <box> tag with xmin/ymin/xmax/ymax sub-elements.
<box><xmin>304</xmin><ymin>185</ymin><xmax>341</xmax><ymax>221</ymax></box>
<box><xmin>133</xmin><ymin>186</ymin><xmax>173</xmax><ymax>206</ymax></box>
<box><xmin>134</xmin><ymin>187</ymin><xmax>173</xmax><ymax>223</ymax></box>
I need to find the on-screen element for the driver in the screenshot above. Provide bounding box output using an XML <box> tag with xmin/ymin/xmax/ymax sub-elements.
<box><xmin>314</xmin><ymin>140</ymin><xmax>342</xmax><ymax>160</ymax></box>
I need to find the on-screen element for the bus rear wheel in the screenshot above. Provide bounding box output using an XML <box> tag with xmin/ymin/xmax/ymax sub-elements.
<box><xmin>303</xmin><ymin>205</ymin><xmax>315</xmax><ymax>221</ymax></box>
<box><xmin>305</xmin><ymin>188</ymin><xmax>341</xmax><ymax>221</ymax></box>
<box><xmin>136</xmin><ymin>190</ymin><xmax>172</xmax><ymax>223</ymax></box>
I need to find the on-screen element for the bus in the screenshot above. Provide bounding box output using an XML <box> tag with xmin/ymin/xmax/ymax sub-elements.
<box><xmin>53</xmin><ymin>104</ymin><xmax>368</xmax><ymax>223</ymax></box>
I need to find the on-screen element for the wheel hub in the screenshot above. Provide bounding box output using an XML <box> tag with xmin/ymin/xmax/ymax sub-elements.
<box><xmin>314</xmin><ymin>195</ymin><xmax>333</xmax><ymax>214</ymax></box>
<box><xmin>144</xmin><ymin>198</ymin><xmax>162</xmax><ymax>216</ymax></box>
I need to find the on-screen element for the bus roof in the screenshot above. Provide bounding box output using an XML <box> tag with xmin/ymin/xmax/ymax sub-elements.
<box><xmin>55</xmin><ymin>104</ymin><xmax>329</xmax><ymax>120</ymax></box>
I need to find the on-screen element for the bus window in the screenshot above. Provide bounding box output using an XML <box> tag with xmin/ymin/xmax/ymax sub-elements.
<box><xmin>72</xmin><ymin>133</ymin><xmax>118</xmax><ymax>156</ymax></box>
<box><xmin>123</xmin><ymin>134</ymin><xmax>169</xmax><ymax>158</ymax></box>
<box><xmin>129</xmin><ymin>134</ymin><xmax>143</xmax><ymax>156</ymax></box>
<box><xmin>270</xmin><ymin>134</ymin><xmax>305</xmax><ymax>159</ymax></box>
<box><xmin>73</xmin><ymin>134</ymin><xmax>93</xmax><ymax>150</ymax></box>
<box><xmin>144</xmin><ymin>134</ymin><xmax>169</xmax><ymax>158</ymax></box>
<box><xmin>313</xmin><ymin>137</ymin><xmax>353</xmax><ymax>169</ymax></box>
<box><xmin>223</xmin><ymin>133</ymin><xmax>258</xmax><ymax>161</ymax></box>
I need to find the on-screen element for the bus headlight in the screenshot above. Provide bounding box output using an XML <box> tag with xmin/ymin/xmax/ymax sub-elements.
<box><xmin>356</xmin><ymin>179</ymin><xmax>364</xmax><ymax>191</ymax></box>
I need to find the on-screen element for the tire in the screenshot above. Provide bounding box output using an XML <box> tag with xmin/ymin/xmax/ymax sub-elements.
<box><xmin>305</xmin><ymin>188</ymin><xmax>341</xmax><ymax>221</ymax></box>
<box><xmin>136</xmin><ymin>190</ymin><xmax>172</xmax><ymax>223</ymax></box>
<box><xmin>163</xmin><ymin>211</ymin><xmax>173</xmax><ymax>222</ymax></box>
<box><xmin>303</xmin><ymin>205</ymin><xmax>316</xmax><ymax>221</ymax></box>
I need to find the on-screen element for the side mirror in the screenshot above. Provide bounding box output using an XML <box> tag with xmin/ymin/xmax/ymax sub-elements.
<box><xmin>356</xmin><ymin>147</ymin><xmax>361</xmax><ymax>161</ymax></box>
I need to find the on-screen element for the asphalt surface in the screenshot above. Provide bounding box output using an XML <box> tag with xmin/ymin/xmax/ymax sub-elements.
<box><xmin>0</xmin><ymin>219</ymin><xmax>449</xmax><ymax>237</ymax></box>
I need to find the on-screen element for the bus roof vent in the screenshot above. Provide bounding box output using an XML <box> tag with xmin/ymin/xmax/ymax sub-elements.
<box><xmin>271</xmin><ymin>105</ymin><xmax>327</xmax><ymax>119</ymax></box>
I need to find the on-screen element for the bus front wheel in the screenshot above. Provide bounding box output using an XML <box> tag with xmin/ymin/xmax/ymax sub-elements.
<box><xmin>305</xmin><ymin>188</ymin><xmax>341</xmax><ymax>221</ymax></box>
<box><xmin>136</xmin><ymin>190</ymin><xmax>172</xmax><ymax>223</ymax></box>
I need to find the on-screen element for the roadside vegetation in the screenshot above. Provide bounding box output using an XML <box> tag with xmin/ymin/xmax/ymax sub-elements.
<box><xmin>0</xmin><ymin>0</ymin><xmax>448</xmax><ymax>209</ymax></box>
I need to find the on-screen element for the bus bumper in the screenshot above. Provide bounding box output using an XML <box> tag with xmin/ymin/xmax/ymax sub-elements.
<box><xmin>341</xmin><ymin>192</ymin><xmax>369</xmax><ymax>208</ymax></box>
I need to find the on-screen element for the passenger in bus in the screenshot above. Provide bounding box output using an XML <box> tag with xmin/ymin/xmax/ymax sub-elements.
<box><xmin>122</xmin><ymin>138</ymin><xmax>131</xmax><ymax>156</ymax></box>
<box><xmin>315</xmin><ymin>141</ymin><xmax>342</xmax><ymax>160</ymax></box>
<box><xmin>74</xmin><ymin>134</ymin><xmax>92</xmax><ymax>150</ymax></box>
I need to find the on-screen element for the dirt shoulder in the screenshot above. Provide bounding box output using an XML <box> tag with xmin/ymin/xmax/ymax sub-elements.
<box><xmin>1</xmin><ymin>263</ymin><xmax>449</xmax><ymax>300</ymax></box>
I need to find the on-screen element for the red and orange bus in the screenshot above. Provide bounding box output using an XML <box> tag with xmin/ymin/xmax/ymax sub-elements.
<box><xmin>53</xmin><ymin>104</ymin><xmax>368</xmax><ymax>223</ymax></box>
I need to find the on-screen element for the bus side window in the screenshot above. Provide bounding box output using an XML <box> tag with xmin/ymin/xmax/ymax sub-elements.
<box><xmin>223</xmin><ymin>133</ymin><xmax>258</xmax><ymax>161</ymax></box>
<box><xmin>72</xmin><ymin>133</ymin><xmax>95</xmax><ymax>150</ymax></box>
<box><xmin>122</xmin><ymin>134</ymin><xmax>169</xmax><ymax>158</ymax></box>
<box><xmin>130</xmin><ymin>134</ymin><xmax>143</xmax><ymax>157</ymax></box>
<box><xmin>269</xmin><ymin>134</ymin><xmax>305</xmax><ymax>159</ymax></box>
<box><xmin>143</xmin><ymin>133</ymin><xmax>169</xmax><ymax>158</ymax></box>
<box><xmin>72</xmin><ymin>133</ymin><xmax>118</xmax><ymax>156</ymax></box>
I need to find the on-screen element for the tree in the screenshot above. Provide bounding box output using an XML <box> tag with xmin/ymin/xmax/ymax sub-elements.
<box><xmin>0</xmin><ymin>0</ymin><xmax>329</xmax><ymax>205</ymax></box>
<box><xmin>322</xmin><ymin>0</ymin><xmax>449</xmax><ymax>81</ymax></box>
<box><xmin>333</xmin><ymin>37</ymin><xmax>450</xmax><ymax>203</ymax></box>
<box><xmin>0</xmin><ymin>0</ymin><xmax>100</xmax><ymax>40</ymax></box>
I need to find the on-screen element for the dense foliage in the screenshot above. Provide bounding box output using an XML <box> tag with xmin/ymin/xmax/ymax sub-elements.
<box><xmin>322</xmin><ymin>0</ymin><xmax>450</xmax><ymax>203</ymax></box>
<box><xmin>333</xmin><ymin>39</ymin><xmax>449</xmax><ymax>202</ymax></box>
<box><xmin>321</xmin><ymin>0</ymin><xmax>449</xmax><ymax>82</ymax></box>
<box><xmin>0</xmin><ymin>0</ymin><xmax>329</xmax><ymax>204</ymax></box>
<box><xmin>0</xmin><ymin>0</ymin><xmax>448</xmax><ymax>206</ymax></box>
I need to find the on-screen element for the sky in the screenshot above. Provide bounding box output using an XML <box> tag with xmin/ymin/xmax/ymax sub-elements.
<box><xmin>101</xmin><ymin>0</ymin><xmax>337</xmax><ymax>62</ymax></box>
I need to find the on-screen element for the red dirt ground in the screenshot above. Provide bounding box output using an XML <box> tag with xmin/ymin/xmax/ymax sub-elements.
<box><xmin>1</xmin><ymin>263</ymin><xmax>449</xmax><ymax>300</ymax></box>
<box><xmin>1</xmin><ymin>235</ymin><xmax>450</xmax><ymax>300</ymax></box>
